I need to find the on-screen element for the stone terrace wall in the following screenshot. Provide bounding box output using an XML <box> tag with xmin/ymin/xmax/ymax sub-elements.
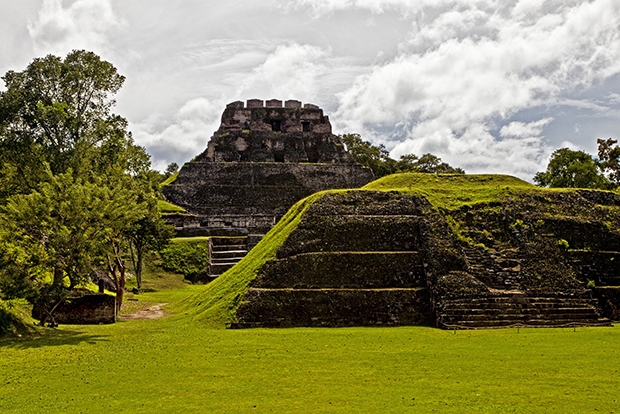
<box><xmin>234</xmin><ymin>189</ymin><xmax>620</xmax><ymax>329</ymax></box>
<box><xmin>233</xmin><ymin>191</ymin><xmax>456</xmax><ymax>327</ymax></box>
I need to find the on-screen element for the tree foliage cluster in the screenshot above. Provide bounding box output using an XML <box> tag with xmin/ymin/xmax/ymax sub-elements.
<box><xmin>534</xmin><ymin>139</ymin><xmax>620</xmax><ymax>189</ymax></box>
<box><xmin>0</xmin><ymin>51</ymin><xmax>173</xmax><ymax>325</ymax></box>
<box><xmin>339</xmin><ymin>133</ymin><xmax>464</xmax><ymax>178</ymax></box>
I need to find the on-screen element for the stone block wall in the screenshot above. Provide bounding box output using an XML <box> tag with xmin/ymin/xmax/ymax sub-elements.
<box><xmin>164</xmin><ymin>163</ymin><xmax>374</xmax><ymax>235</ymax></box>
<box><xmin>33</xmin><ymin>294</ymin><xmax>116</xmax><ymax>325</ymax></box>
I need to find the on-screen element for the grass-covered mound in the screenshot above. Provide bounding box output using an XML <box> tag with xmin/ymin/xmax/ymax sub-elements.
<box><xmin>181</xmin><ymin>172</ymin><xmax>620</xmax><ymax>327</ymax></box>
<box><xmin>363</xmin><ymin>173</ymin><xmax>535</xmax><ymax>209</ymax></box>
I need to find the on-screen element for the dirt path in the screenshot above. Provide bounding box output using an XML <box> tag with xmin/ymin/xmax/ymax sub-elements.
<box><xmin>120</xmin><ymin>303</ymin><xmax>168</xmax><ymax>321</ymax></box>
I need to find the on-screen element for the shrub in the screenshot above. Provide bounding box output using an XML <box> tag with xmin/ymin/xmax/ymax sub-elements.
<box><xmin>160</xmin><ymin>240</ymin><xmax>210</xmax><ymax>281</ymax></box>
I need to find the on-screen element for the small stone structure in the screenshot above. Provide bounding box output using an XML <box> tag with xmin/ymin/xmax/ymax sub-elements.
<box><xmin>233</xmin><ymin>190</ymin><xmax>619</xmax><ymax>329</ymax></box>
<box><xmin>32</xmin><ymin>294</ymin><xmax>117</xmax><ymax>325</ymax></box>
<box><xmin>163</xmin><ymin>100</ymin><xmax>374</xmax><ymax>277</ymax></box>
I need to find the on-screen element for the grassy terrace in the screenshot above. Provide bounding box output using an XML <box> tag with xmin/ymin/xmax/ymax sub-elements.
<box><xmin>2</xmin><ymin>173</ymin><xmax>619</xmax><ymax>413</ymax></box>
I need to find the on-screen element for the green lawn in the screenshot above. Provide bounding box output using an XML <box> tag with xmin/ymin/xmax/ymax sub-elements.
<box><xmin>1</xmin><ymin>285</ymin><xmax>618</xmax><ymax>414</ymax></box>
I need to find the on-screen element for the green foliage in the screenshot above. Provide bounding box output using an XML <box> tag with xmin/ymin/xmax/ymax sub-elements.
<box><xmin>0</xmin><ymin>51</ymin><xmax>168</xmax><ymax>317</ymax></box>
<box><xmin>598</xmin><ymin>138</ymin><xmax>620</xmax><ymax>186</ymax></box>
<box><xmin>340</xmin><ymin>133</ymin><xmax>397</xmax><ymax>178</ymax></box>
<box><xmin>0</xmin><ymin>300</ymin><xmax>19</xmax><ymax>335</ymax></box>
<box><xmin>397</xmin><ymin>152</ymin><xmax>465</xmax><ymax>174</ymax></box>
<box><xmin>533</xmin><ymin>148</ymin><xmax>611</xmax><ymax>189</ymax></box>
<box><xmin>557</xmin><ymin>239</ymin><xmax>570</xmax><ymax>250</ymax></box>
<box><xmin>0</xmin><ymin>172</ymin><xmax>148</xmax><ymax>305</ymax></box>
<box><xmin>159</xmin><ymin>239</ymin><xmax>210</xmax><ymax>281</ymax></box>
<box><xmin>340</xmin><ymin>133</ymin><xmax>464</xmax><ymax>178</ymax></box>
<box><xmin>0</xmin><ymin>50</ymin><xmax>150</xmax><ymax>196</ymax></box>
<box><xmin>164</xmin><ymin>162</ymin><xmax>179</xmax><ymax>177</ymax></box>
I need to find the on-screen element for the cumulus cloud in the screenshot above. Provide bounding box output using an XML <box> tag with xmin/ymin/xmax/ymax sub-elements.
<box><xmin>131</xmin><ymin>98</ymin><xmax>223</xmax><ymax>171</ymax></box>
<box><xmin>500</xmin><ymin>118</ymin><xmax>554</xmax><ymax>139</ymax></box>
<box><xmin>28</xmin><ymin>0</ymin><xmax>123</xmax><ymax>55</ymax></box>
<box><xmin>329</xmin><ymin>0</ymin><xmax>620</xmax><ymax>178</ymax></box>
<box><xmin>237</xmin><ymin>43</ymin><xmax>332</xmax><ymax>104</ymax></box>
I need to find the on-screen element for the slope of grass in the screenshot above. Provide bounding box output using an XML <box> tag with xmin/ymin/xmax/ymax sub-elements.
<box><xmin>157</xmin><ymin>199</ymin><xmax>186</xmax><ymax>214</ymax></box>
<box><xmin>159</xmin><ymin>171</ymin><xmax>179</xmax><ymax>187</ymax></box>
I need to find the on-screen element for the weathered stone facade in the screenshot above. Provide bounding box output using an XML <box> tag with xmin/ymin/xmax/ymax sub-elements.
<box><xmin>163</xmin><ymin>100</ymin><xmax>374</xmax><ymax>238</ymax></box>
<box><xmin>233</xmin><ymin>190</ymin><xmax>619</xmax><ymax>329</ymax></box>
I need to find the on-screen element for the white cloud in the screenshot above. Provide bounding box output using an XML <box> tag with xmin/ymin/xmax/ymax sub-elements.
<box><xmin>28</xmin><ymin>0</ymin><xmax>123</xmax><ymax>55</ymax></box>
<box><xmin>332</xmin><ymin>0</ymin><xmax>620</xmax><ymax>179</ymax></box>
<box><xmin>131</xmin><ymin>98</ymin><xmax>223</xmax><ymax>171</ymax></box>
<box><xmin>500</xmin><ymin>118</ymin><xmax>553</xmax><ymax>139</ymax></box>
<box><xmin>237</xmin><ymin>43</ymin><xmax>332</xmax><ymax>103</ymax></box>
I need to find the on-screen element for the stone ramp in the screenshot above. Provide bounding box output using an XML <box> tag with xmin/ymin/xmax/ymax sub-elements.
<box><xmin>437</xmin><ymin>294</ymin><xmax>612</xmax><ymax>329</ymax></box>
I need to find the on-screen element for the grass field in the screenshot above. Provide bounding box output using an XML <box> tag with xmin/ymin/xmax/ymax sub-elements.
<box><xmin>1</xmin><ymin>284</ymin><xmax>618</xmax><ymax>414</ymax></box>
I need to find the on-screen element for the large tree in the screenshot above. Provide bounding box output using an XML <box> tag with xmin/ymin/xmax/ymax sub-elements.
<box><xmin>0</xmin><ymin>51</ymin><xmax>170</xmax><ymax>323</ymax></box>
<box><xmin>597</xmin><ymin>138</ymin><xmax>620</xmax><ymax>187</ymax></box>
<box><xmin>0</xmin><ymin>172</ymin><xmax>148</xmax><ymax>320</ymax></box>
<box><xmin>397</xmin><ymin>153</ymin><xmax>465</xmax><ymax>174</ymax></box>
<box><xmin>0</xmin><ymin>50</ymin><xmax>148</xmax><ymax>198</ymax></box>
<box><xmin>533</xmin><ymin>148</ymin><xmax>611</xmax><ymax>189</ymax></box>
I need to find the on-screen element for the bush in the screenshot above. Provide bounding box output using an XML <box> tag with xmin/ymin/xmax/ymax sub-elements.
<box><xmin>159</xmin><ymin>240</ymin><xmax>210</xmax><ymax>281</ymax></box>
<box><xmin>0</xmin><ymin>300</ymin><xmax>21</xmax><ymax>336</ymax></box>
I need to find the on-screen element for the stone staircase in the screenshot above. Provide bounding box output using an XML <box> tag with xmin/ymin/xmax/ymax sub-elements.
<box><xmin>436</xmin><ymin>294</ymin><xmax>612</xmax><ymax>329</ymax></box>
<box><xmin>463</xmin><ymin>248</ymin><xmax>522</xmax><ymax>291</ymax></box>
<box><xmin>207</xmin><ymin>235</ymin><xmax>264</xmax><ymax>278</ymax></box>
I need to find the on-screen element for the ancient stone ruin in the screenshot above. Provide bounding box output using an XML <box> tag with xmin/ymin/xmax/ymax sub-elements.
<box><xmin>163</xmin><ymin>100</ymin><xmax>374</xmax><ymax>278</ymax></box>
<box><xmin>233</xmin><ymin>190</ymin><xmax>619</xmax><ymax>329</ymax></box>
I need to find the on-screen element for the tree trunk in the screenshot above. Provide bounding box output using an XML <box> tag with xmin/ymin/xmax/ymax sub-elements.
<box><xmin>53</xmin><ymin>266</ymin><xmax>64</xmax><ymax>286</ymax></box>
<box><xmin>135</xmin><ymin>248</ymin><xmax>143</xmax><ymax>289</ymax></box>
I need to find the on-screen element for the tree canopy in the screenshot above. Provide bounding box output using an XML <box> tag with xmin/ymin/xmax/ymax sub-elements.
<box><xmin>0</xmin><ymin>50</ymin><xmax>149</xmax><ymax>198</ymax></box>
<box><xmin>533</xmin><ymin>146</ymin><xmax>615</xmax><ymax>189</ymax></box>
<box><xmin>340</xmin><ymin>133</ymin><xmax>464</xmax><ymax>178</ymax></box>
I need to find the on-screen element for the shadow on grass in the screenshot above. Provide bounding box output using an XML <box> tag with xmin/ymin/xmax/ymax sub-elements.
<box><xmin>0</xmin><ymin>328</ymin><xmax>110</xmax><ymax>349</ymax></box>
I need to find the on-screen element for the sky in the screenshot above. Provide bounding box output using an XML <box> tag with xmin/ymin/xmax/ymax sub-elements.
<box><xmin>2</xmin><ymin>0</ymin><xmax>620</xmax><ymax>180</ymax></box>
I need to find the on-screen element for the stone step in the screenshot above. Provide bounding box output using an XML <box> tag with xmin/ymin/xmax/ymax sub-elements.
<box><xmin>210</xmin><ymin>257</ymin><xmax>245</xmax><ymax>264</ymax></box>
<box><xmin>440</xmin><ymin>318</ymin><xmax>611</xmax><ymax>328</ymax></box>
<box><xmin>211</xmin><ymin>250</ymin><xmax>248</xmax><ymax>258</ymax></box>
<box><xmin>440</xmin><ymin>312</ymin><xmax>600</xmax><ymax>323</ymax></box>
<box><xmin>443</xmin><ymin>301</ymin><xmax>597</xmax><ymax>310</ymax></box>
<box><xmin>442</xmin><ymin>307</ymin><xmax>598</xmax><ymax>315</ymax></box>
<box><xmin>211</xmin><ymin>244</ymin><xmax>247</xmax><ymax>252</ymax></box>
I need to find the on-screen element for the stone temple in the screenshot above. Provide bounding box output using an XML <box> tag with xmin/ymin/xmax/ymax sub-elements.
<box><xmin>162</xmin><ymin>99</ymin><xmax>374</xmax><ymax>278</ymax></box>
